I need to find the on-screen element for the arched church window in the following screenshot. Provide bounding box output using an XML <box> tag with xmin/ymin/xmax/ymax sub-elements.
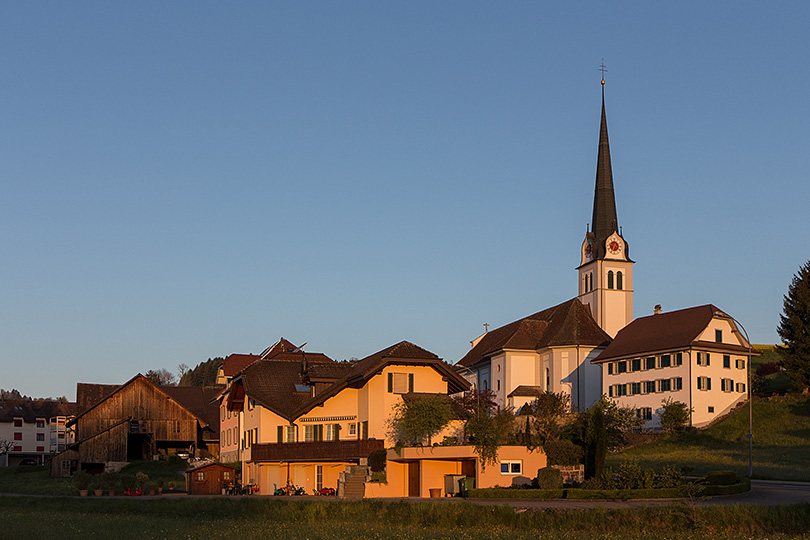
<box><xmin>589</xmin><ymin>273</ymin><xmax>593</xmax><ymax>291</ymax></box>
<box><xmin>617</xmin><ymin>271</ymin><xmax>623</xmax><ymax>290</ymax></box>
<box><xmin>607</xmin><ymin>271</ymin><xmax>614</xmax><ymax>290</ymax></box>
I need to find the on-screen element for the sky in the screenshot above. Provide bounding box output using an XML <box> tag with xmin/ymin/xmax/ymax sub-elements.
<box><xmin>2</xmin><ymin>2</ymin><xmax>808</xmax><ymax>400</ymax></box>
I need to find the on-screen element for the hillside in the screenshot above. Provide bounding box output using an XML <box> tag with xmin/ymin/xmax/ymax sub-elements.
<box><xmin>607</xmin><ymin>393</ymin><xmax>810</xmax><ymax>481</ymax></box>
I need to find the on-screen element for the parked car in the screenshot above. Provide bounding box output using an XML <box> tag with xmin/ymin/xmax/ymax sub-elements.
<box><xmin>19</xmin><ymin>459</ymin><xmax>38</xmax><ymax>466</ymax></box>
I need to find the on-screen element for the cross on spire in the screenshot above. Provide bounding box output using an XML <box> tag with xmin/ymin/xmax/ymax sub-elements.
<box><xmin>599</xmin><ymin>59</ymin><xmax>608</xmax><ymax>85</ymax></box>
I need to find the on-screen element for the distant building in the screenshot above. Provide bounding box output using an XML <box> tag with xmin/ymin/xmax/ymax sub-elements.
<box><xmin>0</xmin><ymin>399</ymin><xmax>76</xmax><ymax>467</ymax></box>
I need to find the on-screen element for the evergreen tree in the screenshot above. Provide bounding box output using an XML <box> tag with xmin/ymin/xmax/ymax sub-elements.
<box><xmin>777</xmin><ymin>261</ymin><xmax>810</xmax><ymax>391</ymax></box>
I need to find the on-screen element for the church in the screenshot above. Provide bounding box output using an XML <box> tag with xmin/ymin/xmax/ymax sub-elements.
<box><xmin>455</xmin><ymin>79</ymin><xmax>754</xmax><ymax>428</ymax></box>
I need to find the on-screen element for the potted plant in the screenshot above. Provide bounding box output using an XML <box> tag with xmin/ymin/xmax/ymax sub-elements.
<box><xmin>73</xmin><ymin>471</ymin><xmax>93</xmax><ymax>496</ymax></box>
<box><xmin>93</xmin><ymin>476</ymin><xmax>104</xmax><ymax>497</ymax></box>
<box><xmin>157</xmin><ymin>478</ymin><xmax>164</xmax><ymax>494</ymax></box>
<box><xmin>146</xmin><ymin>480</ymin><xmax>158</xmax><ymax>496</ymax></box>
<box><xmin>168</xmin><ymin>480</ymin><xmax>176</xmax><ymax>493</ymax></box>
<box><xmin>102</xmin><ymin>471</ymin><xmax>118</xmax><ymax>496</ymax></box>
<box><xmin>136</xmin><ymin>472</ymin><xmax>149</xmax><ymax>492</ymax></box>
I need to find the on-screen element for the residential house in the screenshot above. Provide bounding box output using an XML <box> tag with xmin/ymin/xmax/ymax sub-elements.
<box><xmin>0</xmin><ymin>399</ymin><xmax>76</xmax><ymax>467</ymax></box>
<box><xmin>52</xmin><ymin>374</ymin><xmax>220</xmax><ymax>475</ymax></box>
<box><xmin>592</xmin><ymin>304</ymin><xmax>756</xmax><ymax>427</ymax></box>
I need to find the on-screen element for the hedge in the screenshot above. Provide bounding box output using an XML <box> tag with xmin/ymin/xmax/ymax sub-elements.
<box><xmin>468</xmin><ymin>478</ymin><xmax>750</xmax><ymax>500</ymax></box>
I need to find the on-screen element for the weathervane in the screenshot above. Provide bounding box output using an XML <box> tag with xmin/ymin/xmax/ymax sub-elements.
<box><xmin>599</xmin><ymin>59</ymin><xmax>608</xmax><ymax>85</ymax></box>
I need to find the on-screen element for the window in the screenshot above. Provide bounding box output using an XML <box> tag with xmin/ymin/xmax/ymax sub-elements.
<box><xmin>305</xmin><ymin>424</ymin><xmax>324</xmax><ymax>442</ymax></box>
<box><xmin>736</xmin><ymin>359</ymin><xmax>745</xmax><ymax>369</ymax></box>
<box><xmin>222</xmin><ymin>408</ymin><xmax>226</xmax><ymax>421</ymax></box>
<box><xmin>644</xmin><ymin>381</ymin><xmax>656</xmax><ymax>394</ymax></box>
<box><xmin>607</xmin><ymin>271</ymin><xmax>614</xmax><ymax>289</ymax></box>
<box><xmin>607</xmin><ymin>363</ymin><xmax>614</xmax><ymax>375</ymax></box>
<box><xmin>721</xmin><ymin>379</ymin><xmax>734</xmax><ymax>393</ymax></box>
<box><xmin>697</xmin><ymin>353</ymin><xmax>711</xmax><ymax>366</ymax></box>
<box><xmin>13</xmin><ymin>418</ymin><xmax>22</xmax><ymax>428</ymax></box>
<box><xmin>658</xmin><ymin>379</ymin><xmax>671</xmax><ymax>392</ymax></box>
<box><xmin>316</xmin><ymin>465</ymin><xmax>323</xmax><ymax>491</ymax></box>
<box><xmin>660</xmin><ymin>355</ymin><xmax>671</xmax><ymax>368</ymax></box>
<box><xmin>388</xmin><ymin>372</ymin><xmax>414</xmax><ymax>394</ymax></box>
<box><xmin>13</xmin><ymin>432</ymin><xmax>22</xmax><ymax>441</ymax></box>
<box><xmin>545</xmin><ymin>368</ymin><xmax>550</xmax><ymax>389</ymax></box>
<box><xmin>197</xmin><ymin>472</ymin><xmax>205</xmax><ymax>481</ymax></box>
<box><xmin>631</xmin><ymin>358</ymin><xmax>641</xmax><ymax>371</ymax></box>
<box><xmin>698</xmin><ymin>376</ymin><xmax>712</xmax><ymax>391</ymax></box>
<box><xmin>736</xmin><ymin>382</ymin><xmax>746</xmax><ymax>393</ymax></box>
<box><xmin>224</xmin><ymin>471</ymin><xmax>232</xmax><ymax>481</ymax></box>
<box><xmin>617</xmin><ymin>361</ymin><xmax>627</xmax><ymax>374</ymax></box>
<box><xmin>617</xmin><ymin>271</ymin><xmax>623</xmax><ymax>290</ymax></box>
<box><xmin>349</xmin><ymin>423</ymin><xmax>357</xmax><ymax>436</ymax></box>
<box><xmin>715</xmin><ymin>329</ymin><xmax>723</xmax><ymax>343</ymax></box>
<box><xmin>36</xmin><ymin>419</ymin><xmax>45</xmax><ymax>428</ymax></box>
<box><xmin>286</xmin><ymin>425</ymin><xmax>296</xmax><ymax>443</ymax></box>
<box><xmin>675</xmin><ymin>353</ymin><xmax>683</xmax><ymax>366</ymax></box>
<box><xmin>630</xmin><ymin>382</ymin><xmax>641</xmax><ymax>395</ymax></box>
<box><xmin>708</xmin><ymin>406</ymin><xmax>715</xmax><ymax>413</ymax></box>
<box><xmin>723</xmin><ymin>355</ymin><xmax>731</xmax><ymax>369</ymax></box>
<box><xmin>613</xmin><ymin>384</ymin><xmax>627</xmax><ymax>397</ymax></box>
<box><xmin>247</xmin><ymin>398</ymin><xmax>255</xmax><ymax>411</ymax></box>
<box><xmin>36</xmin><ymin>433</ymin><xmax>45</xmax><ymax>441</ymax></box>
<box><xmin>325</xmin><ymin>424</ymin><xmax>339</xmax><ymax>441</ymax></box>
<box><xmin>645</xmin><ymin>357</ymin><xmax>656</xmax><ymax>370</ymax></box>
<box><xmin>673</xmin><ymin>377</ymin><xmax>683</xmax><ymax>391</ymax></box>
<box><xmin>500</xmin><ymin>461</ymin><xmax>522</xmax><ymax>475</ymax></box>
<box><xmin>636</xmin><ymin>407</ymin><xmax>652</xmax><ymax>421</ymax></box>
<box><xmin>234</xmin><ymin>426</ymin><xmax>239</xmax><ymax>444</ymax></box>
<box><xmin>13</xmin><ymin>446</ymin><xmax>21</xmax><ymax>452</ymax></box>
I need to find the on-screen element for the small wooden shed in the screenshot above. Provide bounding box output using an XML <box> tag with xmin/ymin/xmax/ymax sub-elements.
<box><xmin>185</xmin><ymin>462</ymin><xmax>236</xmax><ymax>495</ymax></box>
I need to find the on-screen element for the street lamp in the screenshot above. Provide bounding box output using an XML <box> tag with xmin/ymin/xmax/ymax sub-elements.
<box><xmin>716</xmin><ymin>311</ymin><xmax>754</xmax><ymax>478</ymax></box>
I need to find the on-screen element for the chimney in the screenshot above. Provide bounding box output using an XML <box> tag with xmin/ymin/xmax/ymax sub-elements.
<box><xmin>654</xmin><ymin>304</ymin><xmax>662</xmax><ymax>315</ymax></box>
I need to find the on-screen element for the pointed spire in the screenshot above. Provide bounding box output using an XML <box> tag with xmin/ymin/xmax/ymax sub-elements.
<box><xmin>590</xmin><ymin>78</ymin><xmax>619</xmax><ymax>257</ymax></box>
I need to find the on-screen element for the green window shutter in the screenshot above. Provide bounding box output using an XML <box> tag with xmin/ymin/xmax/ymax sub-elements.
<box><xmin>388</xmin><ymin>372</ymin><xmax>393</xmax><ymax>393</ymax></box>
<box><xmin>277</xmin><ymin>426</ymin><xmax>283</xmax><ymax>443</ymax></box>
<box><xmin>334</xmin><ymin>423</ymin><xmax>340</xmax><ymax>441</ymax></box>
<box><xmin>408</xmin><ymin>373</ymin><xmax>414</xmax><ymax>393</ymax></box>
<box><xmin>707</xmin><ymin>377</ymin><xmax>712</xmax><ymax>390</ymax></box>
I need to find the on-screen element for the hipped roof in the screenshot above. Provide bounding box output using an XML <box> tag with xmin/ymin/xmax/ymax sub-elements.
<box><xmin>456</xmin><ymin>298</ymin><xmax>611</xmax><ymax>368</ymax></box>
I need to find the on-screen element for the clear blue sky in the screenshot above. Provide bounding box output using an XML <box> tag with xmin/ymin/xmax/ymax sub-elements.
<box><xmin>2</xmin><ymin>3</ymin><xmax>808</xmax><ymax>399</ymax></box>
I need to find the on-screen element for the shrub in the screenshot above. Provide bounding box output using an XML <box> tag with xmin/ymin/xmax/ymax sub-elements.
<box><xmin>659</xmin><ymin>398</ymin><xmax>692</xmax><ymax>432</ymax></box>
<box><xmin>72</xmin><ymin>471</ymin><xmax>93</xmax><ymax>491</ymax></box>
<box><xmin>615</xmin><ymin>460</ymin><xmax>654</xmax><ymax>489</ymax></box>
<box><xmin>535</xmin><ymin>467</ymin><xmax>563</xmax><ymax>489</ymax></box>
<box><xmin>655</xmin><ymin>465</ymin><xmax>682</xmax><ymax>488</ymax></box>
<box><xmin>368</xmin><ymin>449</ymin><xmax>388</xmax><ymax>473</ymax></box>
<box><xmin>756</xmin><ymin>362</ymin><xmax>781</xmax><ymax>377</ymax></box>
<box><xmin>544</xmin><ymin>439</ymin><xmax>584</xmax><ymax>466</ymax></box>
<box><xmin>702</xmin><ymin>470</ymin><xmax>739</xmax><ymax>486</ymax></box>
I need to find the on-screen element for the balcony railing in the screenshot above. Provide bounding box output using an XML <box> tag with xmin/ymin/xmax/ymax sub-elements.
<box><xmin>250</xmin><ymin>439</ymin><xmax>384</xmax><ymax>462</ymax></box>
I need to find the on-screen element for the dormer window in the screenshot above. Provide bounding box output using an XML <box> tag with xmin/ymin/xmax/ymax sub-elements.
<box><xmin>715</xmin><ymin>329</ymin><xmax>723</xmax><ymax>343</ymax></box>
<box><xmin>388</xmin><ymin>372</ymin><xmax>414</xmax><ymax>394</ymax></box>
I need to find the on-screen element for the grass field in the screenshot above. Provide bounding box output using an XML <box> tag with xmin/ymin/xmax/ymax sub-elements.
<box><xmin>1</xmin><ymin>496</ymin><xmax>809</xmax><ymax>540</ymax></box>
<box><xmin>608</xmin><ymin>393</ymin><xmax>810</xmax><ymax>480</ymax></box>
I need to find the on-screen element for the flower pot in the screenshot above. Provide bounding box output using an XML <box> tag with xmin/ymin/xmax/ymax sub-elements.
<box><xmin>108</xmin><ymin>490</ymin><xmax>116</xmax><ymax>497</ymax></box>
<box><xmin>428</xmin><ymin>488</ymin><xmax>442</xmax><ymax>498</ymax></box>
<box><xmin>94</xmin><ymin>489</ymin><xmax>104</xmax><ymax>496</ymax></box>
<box><xmin>148</xmin><ymin>489</ymin><xmax>156</xmax><ymax>496</ymax></box>
<box><xmin>79</xmin><ymin>490</ymin><xmax>89</xmax><ymax>497</ymax></box>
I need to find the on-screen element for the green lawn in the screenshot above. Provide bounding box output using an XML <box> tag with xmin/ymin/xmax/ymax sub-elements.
<box><xmin>1</xmin><ymin>496</ymin><xmax>809</xmax><ymax>539</ymax></box>
<box><xmin>608</xmin><ymin>394</ymin><xmax>810</xmax><ymax>480</ymax></box>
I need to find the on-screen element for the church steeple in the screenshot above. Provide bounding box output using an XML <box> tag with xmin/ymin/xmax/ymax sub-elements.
<box><xmin>591</xmin><ymin>83</ymin><xmax>619</xmax><ymax>258</ymax></box>
<box><xmin>577</xmin><ymin>70</ymin><xmax>634</xmax><ymax>338</ymax></box>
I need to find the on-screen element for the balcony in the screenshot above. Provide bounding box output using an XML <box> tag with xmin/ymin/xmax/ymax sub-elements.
<box><xmin>250</xmin><ymin>439</ymin><xmax>384</xmax><ymax>463</ymax></box>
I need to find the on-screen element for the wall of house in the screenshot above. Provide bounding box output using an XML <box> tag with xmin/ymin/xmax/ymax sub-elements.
<box><xmin>0</xmin><ymin>414</ymin><xmax>49</xmax><ymax>460</ymax></box>
<box><xmin>688</xmin><ymin>349</ymin><xmax>748</xmax><ymax>427</ymax></box>
<box><xmin>359</xmin><ymin>365</ymin><xmax>449</xmax><ymax>446</ymax></box>
<box><xmin>295</xmin><ymin>387</ymin><xmax>360</xmax><ymax>442</ymax></box>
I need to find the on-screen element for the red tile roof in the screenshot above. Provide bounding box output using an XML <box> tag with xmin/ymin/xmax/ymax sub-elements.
<box><xmin>456</xmin><ymin>298</ymin><xmax>611</xmax><ymax>368</ymax></box>
<box><xmin>592</xmin><ymin>304</ymin><xmax>755</xmax><ymax>362</ymax></box>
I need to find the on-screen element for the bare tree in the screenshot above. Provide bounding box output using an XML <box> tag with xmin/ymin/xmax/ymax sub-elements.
<box><xmin>0</xmin><ymin>439</ymin><xmax>14</xmax><ymax>456</ymax></box>
<box><xmin>144</xmin><ymin>369</ymin><xmax>176</xmax><ymax>386</ymax></box>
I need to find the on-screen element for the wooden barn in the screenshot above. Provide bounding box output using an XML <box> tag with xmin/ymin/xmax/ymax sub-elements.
<box><xmin>53</xmin><ymin>374</ymin><xmax>220</xmax><ymax>474</ymax></box>
<box><xmin>185</xmin><ymin>462</ymin><xmax>236</xmax><ymax>495</ymax></box>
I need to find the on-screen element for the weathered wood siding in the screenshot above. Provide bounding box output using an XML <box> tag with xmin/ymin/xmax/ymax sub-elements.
<box><xmin>78</xmin><ymin>421</ymin><xmax>129</xmax><ymax>463</ymax></box>
<box><xmin>77</xmin><ymin>378</ymin><xmax>198</xmax><ymax>443</ymax></box>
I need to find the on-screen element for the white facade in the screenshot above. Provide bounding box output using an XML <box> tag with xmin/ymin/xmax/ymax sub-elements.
<box><xmin>598</xmin><ymin>312</ymin><xmax>751</xmax><ymax>428</ymax></box>
<box><xmin>578</xmin><ymin>231</ymin><xmax>634</xmax><ymax>338</ymax></box>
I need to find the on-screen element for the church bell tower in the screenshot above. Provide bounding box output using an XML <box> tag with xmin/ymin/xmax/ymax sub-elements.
<box><xmin>577</xmin><ymin>76</ymin><xmax>634</xmax><ymax>337</ymax></box>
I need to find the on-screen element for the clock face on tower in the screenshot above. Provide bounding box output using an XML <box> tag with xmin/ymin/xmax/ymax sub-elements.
<box><xmin>608</xmin><ymin>239</ymin><xmax>621</xmax><ymax>255</ymax></box>
<box><xmin>584</xmin><ymin>243</ymin><xmax>592</xmax><ymax>257</ymax></box>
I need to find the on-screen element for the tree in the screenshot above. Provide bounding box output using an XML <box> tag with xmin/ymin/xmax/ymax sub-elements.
<box><xmin>777</xmin><ymin>261</ymin><xmax>810</xmax><ymax>391</ymax></box>
<box><xmin>571</xmin><ymin>397</ymin><xmax>643</xmax><ymax>479</ymax></box>
<box><xmin>0</xmin><ymin>439</ymin><xmax>14</xmax><ymax>456</ymax></box>
<box><xmin>144</xmin><ymin>369</ymin><xmax>176</xmax><ymax>386</ymax></box>
<box><xmin>465</xmin><ymin>405</ymin><xmax>515</xmax><ymax>469</ymax></box>
<box><xmin>527</xmin><ymin>391</ymin><xmax>570</xmax><ymax>446</ymax></box>
<box><xmin>390</xmin><ymin>395</ymin><xmax>452</xmax><ymax>446</ymax></box>
<box><xmin>659</xmin><ymin>397</ymin><xmax>692</xmax><ymax>433</ymax></box>
<box><xmin>179</xmin><ymin>358</ymin><xmax>222</xmax><ymax>386</ymax></box>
